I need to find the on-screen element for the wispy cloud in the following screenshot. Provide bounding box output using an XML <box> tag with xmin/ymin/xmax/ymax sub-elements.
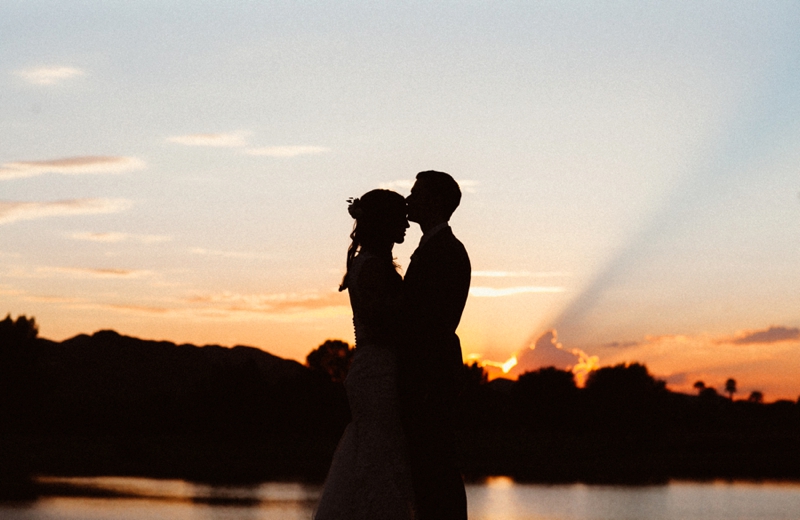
<box><xmin>618</xmin><ymin>326</ymin><xmax>800</xmax><ymax>349</ymax></box>
<box><xmin>185</xmin><ymin>290</ymin><xmax>347</xmax><ymax>314</ymax></box>
<box><xmin>0</xmin><ymin>156</ymin><xmax>145</xmax><ymax>180</ymax></box>
<box><xmin>244</xmin><ymin>146</ymin><xmax>330</xmax><ymax>157</ymax></box>
<box><xmin>101</xmin><ymin>304</ymin><xmax>172</xmax><ymax>315</ymax></box>
<box><xmin>15</xmin><ymin>66</ymin><xmax>84</xmax><ymax>85</ymax></box>
<box><xmin>469</xmin><ymin>286</ymin><xmax>565</xmax><ymax>297</ymax></box>
<box><xmin>166</xmin><ymin>132</ymin><xmax>330</xmax><ymax>158</ymax></box>
<box><xmin>25</xmin><ymin>295</ymin><xmax>85</xmax><ymax>304</ymax></box>
<box><xmin>30</xmin><ymin>289</ymin><xmax>349</xmax><ymax>322</ymax></box>
<box><xmin>167</xmin><ymin>132</ymin><xmax>250</xmax><ymax>147</ymax></box>
<box><xmin>70</xmin><ymin>231</ymin><xmax>171</xmax><ymax>244</ymax></box>
<box><xmin>190</xmin><ymin>247</ymin><xmax>270</xmax><ymax>259</ymax></box>
<box><xmin>70</xmin><ymin>231</ymin><xmax>128</xmax><ymax>243</ymax></box>
<box><xmin>472</xmin><ymin>270</ymin><xmax>572</xmax><ymax>278</ymax></box>
<box><xmin>0</xmin><ymin>199</ymin><xmax>132</xmax><ymax>225</ymax></box>
<box><xmin>1</xmin><ymin>265</ymin><xmax>150</xmax><ymax>280</ymax></box>
<box><xmin>458</xmin><ymin>180</ymin><xmax>479</xmax><ymax>193</ymax></box>
<box><xmin>727</xmin><ymin>326</ymin><xmax>800</xmax><ymax>345</ymax></box>
<box><xmin>46</xmin><ymin>267</ymin><xmax>152</xmax><ymax>279</ymax></box>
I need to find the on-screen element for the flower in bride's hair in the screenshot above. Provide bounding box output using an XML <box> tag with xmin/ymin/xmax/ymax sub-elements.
<box><xmin>347</xmin><ymin>197</ymin><xmax>364</xmax><ymax>219</ymax></box>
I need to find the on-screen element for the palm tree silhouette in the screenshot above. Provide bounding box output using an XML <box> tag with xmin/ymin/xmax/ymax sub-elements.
<box><xmin>725</xmin><ymin>378</ymin><xmax>737</xmax><ymax>401</ymax></box>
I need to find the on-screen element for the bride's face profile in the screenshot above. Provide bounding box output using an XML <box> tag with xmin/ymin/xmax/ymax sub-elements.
<box><xmin>390</xmin><ymin>209</ymin><xmax>410</xmax><ymax>244</ymax></box>
<box><xmin>350</xmin><ymin>189</ymin><xmax>408</xmax><ymax>249</ymax></box>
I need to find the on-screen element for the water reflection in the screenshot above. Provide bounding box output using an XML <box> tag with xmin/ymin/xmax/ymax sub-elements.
<box><xmin>467</xmin><ymin>480</ymin><xmax>800</xmax><ymax>520</ymax></box>
<box><xmin>34</xmin><ymin>476</ymin><xmax>320</xmax><ymax>504</ymax></box>
<box><xmin>6</xmin><ymin>497</ymin><xmax>314</xmax><ymax>520</ymax></box>
<box><xmin>5</xmin><ymin>477</ymin><xmax>322</xmax><ymax>520</ymax></box>
<box><xmin>2</xmin><ymin>477</ymin><xmax>800</xmax><ymax>520</ymax></box>
<box><xmin>479</xmin><ymin>476</ymin><xmax>516</xmax><ymax>519</ymax></box>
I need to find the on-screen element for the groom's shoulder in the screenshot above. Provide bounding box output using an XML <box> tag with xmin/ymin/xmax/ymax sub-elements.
<box><xmin>430</xmin><ymin>227</ymin><xmax>470</xmax><ymax>262</ymax></box>
<box><xmin>443</xmin><ymin>226</ymin><xmax>467</xmax><ymax>251</ymax></box>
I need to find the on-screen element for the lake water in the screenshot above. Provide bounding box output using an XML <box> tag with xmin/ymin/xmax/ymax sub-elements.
<box><xmin>1</xmin><ymin>476</ymin><xmax>799</xmax><ymax>520</ymax></box>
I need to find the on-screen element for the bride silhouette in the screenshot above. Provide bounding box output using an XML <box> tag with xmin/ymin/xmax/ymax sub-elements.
<box><xmin>314</xmin><ymin>189</ymin><xmax>416</xmax><ymax>519</ymax></box>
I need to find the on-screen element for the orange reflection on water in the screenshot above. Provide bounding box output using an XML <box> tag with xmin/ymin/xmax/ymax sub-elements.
<box><xmin>33</xmin><ymin>476</ymin><xmax>320</xmax><ymax>505</ymax></box>
<box><xmin>485</xmin><ymin>476</ymin><xmax>515</xmax><ymax>488</ymax></box>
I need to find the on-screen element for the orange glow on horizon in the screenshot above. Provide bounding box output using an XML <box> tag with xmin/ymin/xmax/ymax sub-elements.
<box><xmin>477</xmin><ymin>355</ymin><xmax>519</xmax><ymax>378</ymax></box>
<box><xmin>568</xmin><ymin>348</ymin><xmax>600</xmax><ymax>387</ymax></box>
<box><xmin>469</xmin><ymin>329</ymin><xmax>601</xmax><ymax>385</ymax></box>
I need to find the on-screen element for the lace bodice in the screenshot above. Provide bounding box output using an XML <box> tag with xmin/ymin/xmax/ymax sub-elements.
<box><xmin>348</xmin><ymin>250</ymin><xmax>403</xmax><ymax>349</ymax></box>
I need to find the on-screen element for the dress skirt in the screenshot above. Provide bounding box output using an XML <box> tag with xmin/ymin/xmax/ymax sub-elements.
<box><xmin>314</xmin><ymin>344</ymin><xmax>415</xmax><ymax>520</ymax></box>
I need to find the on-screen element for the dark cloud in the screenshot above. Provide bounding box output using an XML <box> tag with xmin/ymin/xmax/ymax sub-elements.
<box><xmin>602</xmin><ymin>340</ymin><xmax>640</xmax><ymax>348</ymax></box>
<box><xmin>730</xmin><ymin>326</ymin><xmax>800</xmax><ymax>345</ymax></box>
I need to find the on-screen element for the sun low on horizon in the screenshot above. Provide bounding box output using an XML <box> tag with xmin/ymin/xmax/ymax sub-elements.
<box><xmin>2</xmin><ymin>2</ymin><xmax>799</xmax><ymax>401</ymax></box>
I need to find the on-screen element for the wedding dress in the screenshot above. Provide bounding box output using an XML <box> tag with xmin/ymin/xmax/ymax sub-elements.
<box><xmin>314</xmin><ymin>251</ymin><xmax>416</xmax><ymax>520</ymax></box>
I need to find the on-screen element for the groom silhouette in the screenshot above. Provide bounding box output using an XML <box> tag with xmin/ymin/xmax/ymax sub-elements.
<box><xmin>400</xmin><ymin>170</ymin><xmax>470</xmax><ymax>520</ymax></box>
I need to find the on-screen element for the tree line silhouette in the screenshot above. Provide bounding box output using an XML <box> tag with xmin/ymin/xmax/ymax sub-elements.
<box><xmin>1</xmin><ymin>314</ymin><xmax>799</xmax><ymax>498</ymax></box>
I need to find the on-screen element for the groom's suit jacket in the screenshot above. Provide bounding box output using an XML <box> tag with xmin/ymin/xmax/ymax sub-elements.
<box><xmin>401</xmin><ymin>225</ymin><xmax>471</xmax><ymax>409</ymax></box>
<box><xmin>401</xmin><ymin>224</ymin><xmax>470</xmax><ymax>520</ymax></box>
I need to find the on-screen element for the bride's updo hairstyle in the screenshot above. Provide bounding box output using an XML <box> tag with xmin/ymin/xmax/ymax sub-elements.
<box><xmin>339</xmin><ymin>189</ymin><xmax>406</xmax><ymax>291</ymax></box>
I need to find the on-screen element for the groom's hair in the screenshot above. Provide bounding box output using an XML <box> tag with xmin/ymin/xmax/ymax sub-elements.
<box><xmin>416</xmin><ymin>170</ymin><xmax>461</xmax><ymax>219</ymax></box>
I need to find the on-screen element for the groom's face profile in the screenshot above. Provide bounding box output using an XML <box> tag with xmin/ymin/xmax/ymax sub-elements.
<box><xmin>406</xmin><ymin>179</ymin><xmax>432</xmax><ymax>224</ymax></box>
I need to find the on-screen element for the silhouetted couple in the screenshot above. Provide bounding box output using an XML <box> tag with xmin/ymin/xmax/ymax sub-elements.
<box><xmin>315</xmin><ymin>171</ymin><xmax>471</xmax><ymax>520</ymax></box>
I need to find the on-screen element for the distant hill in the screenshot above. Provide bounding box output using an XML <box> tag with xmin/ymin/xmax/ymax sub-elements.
<box><xmin>42</xmin><ymin>329</ymin><xmax>313</xmax><ymax>417</ymax></box>
<box><xmin>0</xmin><ymin>328</ymin><xmax>350</xmax><ymax>487</ymax></box>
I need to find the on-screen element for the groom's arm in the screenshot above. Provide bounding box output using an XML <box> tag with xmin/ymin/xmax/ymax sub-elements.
<box><xmin>405</xmin><ymin>238</ymin><xmax>470</xmax><ymax>376</ymax></box>
<box><xmin>422</xmin><ymin>238</ymin><xmax>471</xmax><ymax>337</ymax></box>
<box><xmin>409</xmin><ymin>238</ymin><xmax>470</xmax><ymax>407</ymax></box>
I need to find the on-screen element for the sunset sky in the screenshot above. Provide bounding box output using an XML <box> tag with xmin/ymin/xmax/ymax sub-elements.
<box><xmin>2</xmin><ymin>2</ymin><xmax>799</xmax><ymax>400</ymax></box>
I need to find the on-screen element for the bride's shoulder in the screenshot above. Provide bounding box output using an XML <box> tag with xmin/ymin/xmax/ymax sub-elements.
<box><xmin>352</xmin><ymin>253</ymin><xmax>401</xmax><ymax>291</ymax></box>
